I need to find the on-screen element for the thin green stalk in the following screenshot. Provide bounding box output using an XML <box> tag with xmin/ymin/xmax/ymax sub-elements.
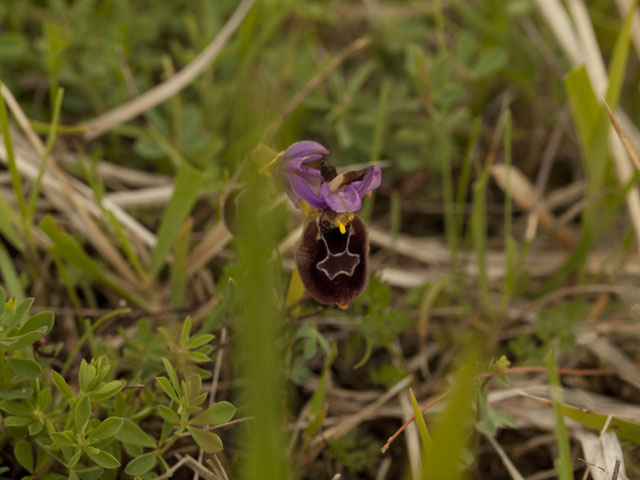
<box><xmin>546</xmin><ymin>349</ymin><xmax>573</xmax><ymax>480</ymax></box>
<box><xmin>0</xmin><ymin>84</ymin><xmax>27</xmax><ymax>220</ymax></box>
<box><xmin>27</xmin><ymin>87</ymin><xmax>64</xmax><ymax>219</ymax></box>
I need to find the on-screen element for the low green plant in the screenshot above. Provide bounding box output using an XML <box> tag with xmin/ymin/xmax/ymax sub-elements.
<box><xmin>0</xmin><ymin>290</ymin><xmax>235</xmax><ymax>479</ymax></box>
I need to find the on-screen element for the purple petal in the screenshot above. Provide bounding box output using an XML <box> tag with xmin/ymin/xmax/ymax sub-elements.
<box><xmin>284</xmin><ymin>141</ymin><xmax>329</xmax><ymax>160</ymax></box>
<box><xmin>291</xmin><ymin>176</ymin><xmax>327</xmax><ymax>209</ymax></box>
<box><xmin>351</xmin><ymin>166</ymin><xmax>381</xmax><ymax>197</ymax></box>
<box><xmin>323</xmin><ymin>184</ymin><xmax>362</xmax><ymax>213</ymax></box>
<box><xmin>283</xmin><ymin>156</ymin><xmax>324</xmax><ymax>177</ymax></box>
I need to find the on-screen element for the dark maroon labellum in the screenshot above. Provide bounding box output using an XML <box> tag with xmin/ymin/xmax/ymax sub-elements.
<box><xmin>295</xmin><ymin>215</ymin><xmax>369</xmax><ymax>307</ymax></box>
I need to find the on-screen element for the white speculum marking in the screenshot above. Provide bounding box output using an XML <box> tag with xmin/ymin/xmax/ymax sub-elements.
<box><xmin>316</xmin><ymin>225</ymin><xmax>360</xmax><ymax>280</ymax></box>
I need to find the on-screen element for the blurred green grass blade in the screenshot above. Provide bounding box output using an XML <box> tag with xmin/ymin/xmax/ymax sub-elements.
<box><xmin>546</xmin><ymin>349</ymin><xmax>573</xmax><ymax>480</ymax></box>
<box><xmin>236</xmin><ymin>171</ymin><xmax>286</xmax><ymax>480</ymax></box>
<box><xmin>170</xmin><ymin>217</ymin><xmax>192</xmax><ymax>308</ymax></box>
<box><xmin>409</xmin><ymin>388</ymin><xmax>431</xmax><ymax>455</ymax></box>
<box><xmin>455</xmin><ymin>117</ymin><xmax>481</xmax><ymax>261</ymax></box>
<box><xmin>39</xmin><ymin>215</ymin><xmax>149</xmax><ymax>309</ymax></box>
<box><xmin>27</xmin><ymin>87</ymin><xmax>63</xmax><ymax>219</ymax></box>
<box><xmin>105</xmin><ymin>209</ymin><xmax>146</xmax><ymax>281</ymax></box>
<box><xmin>0</xmin><ymin>195</ymin><xmax>22</xmax><ymax>250</ymax></box>
<box><xmin>370</xmin><ymin>78</ymin><xmax>391</xmax><ymax>164</ymax></box>
<box><xmin>605</xmin><ymin>0</ymin><xmax>636</xmax><ymax>108</ymax></box>
<box><xmin>0</xmin><ymin>84</ymin><xmax>27</xmax><ymax>220</ymax></box>
<box><xmin>565</xmin><ymin>67</ymin><xmax>600</xmax><ymax>150</ymax></box>
<box><xmin>149</xmin><ymin>163</ymin><xmax>204</xmax><ymax>277</ymax></box>
<box><xmin>471</xmin><ymin>167</ymin><xmax>490</xmax><ymax>311</ymax></box>
<box><xmin>0</xmin><ymin>241</ymin><xmax>24</xmax><ymax>301</ymax></box>
<box><xmin>558</xmin><ymin>402</ymin><xmax>640</xmax><ymax>444</ymax></box>
<box><xmin>422</xmin><ymin>353</ymin><xmax>477</xmax><ymax>480</ymax></box>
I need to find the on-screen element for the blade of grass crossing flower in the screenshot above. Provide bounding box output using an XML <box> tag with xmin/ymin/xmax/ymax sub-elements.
<box><xmin>170</xmin><ymin>218</ymin><xmax>192</xmax><ymax>308</ymax></box>
<box><xmin>409</xmin><ymin>388</ymin><xmax>431</xmax><ymax>455</ymax></box>
<box><xmin>546</xmin><ymin>348</ymin><xmax>573</xmax><ymax>480</ymax></box>
<box><xmin>149</xmin><ymin>163</ymin><xmax>204</xmax><ymax>277</ymax></box>
<box><xmin>236</xmin><ymin>171</ymin><xmax>286</xmax><ymax>480</ymax></box>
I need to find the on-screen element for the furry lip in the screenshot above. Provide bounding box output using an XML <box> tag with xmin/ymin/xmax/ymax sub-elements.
<box><xmin>315</xmin><ymin>225</ymin><xmax>361</xmax><ymax>280</ymax></box>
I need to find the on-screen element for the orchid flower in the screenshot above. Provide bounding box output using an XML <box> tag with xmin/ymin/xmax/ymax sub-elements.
<box><xmin>280</xmin><ymin>140</ymin><xmax>382</xmax><ymax>309</ymax></box>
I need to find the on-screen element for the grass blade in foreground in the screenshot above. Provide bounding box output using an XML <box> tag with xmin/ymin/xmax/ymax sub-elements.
<box><xmin>236</xmin><ymin>167</ymin><xmax>287</xmax><ymax>479</ymax></box>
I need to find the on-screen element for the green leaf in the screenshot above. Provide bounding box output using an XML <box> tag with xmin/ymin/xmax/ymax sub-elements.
<box><xmin>124</xmin><ymin>451</ymin><xmax>158</xmax><ymax>476</ymax></box>
<box><xmin>87</xmin><ymin>380</ymin><xmax>125</xmax><ymax>402</ymax></box>
<box><xmin>74</xmin><ymin>396</ymin><xmax>91</xmax><ymax>432</ymax></box>
<box><xmin>186</xmin><ymin>334</ymin><xmax>214</xmax><ymax>350</ymax></box>
<box><xmin>186</xmin><ymin>351</ymin><xmax>210</xmax><ymax>363</ymax></box>
<box><xmin>187</xmin><ymin>426</ymin><xmax>223</xmax><ymax>453</ymax></box>
<box><xmin>85</xmin><ymin>448</ymin><xmax>120</xmax><ymax>469</ymax></box>
<box><xmin>7</xmin><ymin>357</ymin><xmax>41</xmax><ymax>380</ymax></box>
<box><xmin>149</xmin><ymin>163</ymin><xmax>205</xmax><ymax>276</ymax></box>
<box><xmin>180</xmin><ymin>317</ymin><xmax>192</xmax><ymax>347</ymax></box>
<box><xmin>19</xmin><ymin>311</ymin><xmax>54</xmax><ymax>336</ymax></box>
<box><xmin>0</xmin><ymin>242</ymin><xmax>24</xmax><ymax>302</ymax></box>
<box><xmin>78</xmin><ymin>360</ymin><xmax>97</xmax><ymax>392</ymax></box>
<box><xmin>162</xmin><ymin>358</ymin><xmax>180</xmax><ymax>393</ymax></box>
<box><xmin>14</xmin><ymin>440</ymin><xmax>34</xmax><ymax>472</ymax></box>
<box><xmin>0</xmin><ymin>399</ymin><xmax>33</xmax><ymax>416</ymax></box>
<box><xmin>4</xmin><ymin>415</ymin><xmax>32</xmax><ymax>426</ymax></box>
<box><xmin>190</xmin><ymin>401</ymin><xmax>235</xmax><ymax>426</ymax></box>
<box><xmin>50</xmin><ymin>432</ymin><xmax>76</xmax><ymax>448</ymax></box>
<box><xmin>52</xmin><ymin>371</ymin><xmax>74</xmax><ymax>399</ymax></box>
<box><xmin>115</xmin><ymin>418</ymin><xmax>157</xmax><ymax>448</ymax></box>
<box><xmin>0</xmin><ymin>194</ymin><xmax>22</xmax><ymax>250</ymax></box>
<box><xmin>90</xmin><ymin>417</ymin><xmax>123</xmax><ymax>443</ymax></box>
<box><xmin>156</xmin><ymin>377</ymin><xmax>180</xmax><ymax>403</ymax></box>
<box><xmin>156</xmin><ymin>405</ymin><xmax>180</xmax><ymax>424</ymax></box>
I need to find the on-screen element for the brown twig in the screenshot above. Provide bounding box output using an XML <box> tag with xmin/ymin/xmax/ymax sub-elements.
<box><xmin>380</xmin><ymin>366</ymin><xmax>619</xmax><ymax>453</ymax></box>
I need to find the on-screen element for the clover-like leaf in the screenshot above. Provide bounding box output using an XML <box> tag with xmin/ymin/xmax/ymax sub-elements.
<box><xmin>115</xmin><ymin>418</ymin><xmax>157</xmax><ymax>448</ymax></box>
<box><xmin>125</xmin><ymin>451</ymin><xmax>158</xmax><ymax>476</ymax></box>
<box><xmin>156</xmin><ymin>405</ymin><xmax>180</xmax><ymax>425</ymax></box>
<box><xmin>190</xmin><ymin>401</ymin><xmax>235</xmax><ymax>426</ymax></box>
<box><xmin>187</xmin><ymin>426</ymin><xmax>223</xmax><ymax>453</ymax></box>
<box><xmin>14</xmin><ymin>440</ymin><xmax>33</xmax><ymax>472</ymax></box>
<box><xmin>52</xmin><ymin>371</ymin><xmax>74</xmax><ymax>399</ymax></box>
<box><xmin>7</xmin><ymin>357</ymin><xmax>41</xmax><ymax>380</ymax></box>
<box><xmin>87</xmin><ymin>380</ymin><xmax>125</xmax><ymax>402</ymax></box>
<box><xmin>90</xmin><ymin>417</ymin><xmax>123</xmax><ymax>443</ymax></box>
<box><xmin>74</xmin><ymin>396</ymin><xmax>91</xmax><ymax>432</ymax></box>
<box><xmin>156</xmin><ymin>377</ymin><xmax>180</xmax><ymax>403</ymax></box>
<box><xmin>85</xmin><ymin>447</ymin><xmax>120</xmax><ymax>469</ymax></box>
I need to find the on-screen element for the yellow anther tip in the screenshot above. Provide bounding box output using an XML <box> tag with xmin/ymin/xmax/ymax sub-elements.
<box><xmin>338</xmin><ymin>220</ymin><xmax>346</xmax><ymax>234</ymax></box>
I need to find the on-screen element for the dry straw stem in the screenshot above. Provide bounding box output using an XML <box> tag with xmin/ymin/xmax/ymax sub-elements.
<box><xmin>490</xmin><ymin>164</ymin><xmax>578</xmax><ymax>247</ymax></box>
<box><xmin>534</xmin><ymin>0</ymin><xmax>640</xmax><ymax>252</ymax></box>
<box><xmin>0</xmin><ymin>84</ymin><xmax>157</xmax><ymax>249</ymax></box>
<box><xmin>602</xmin><ymin>98</ymin><xmax>640</xmax><ymax>173</ymax></box>
<box><xmin>576</xmin><ymin>431</ymin><xmax>629</xmax><ymax>480</ymax></box>
<box><xmin>83</xmin><ymin>0</ymin><xmax>255</xmax><ymax>140</ymax></box>
<box><xmin>0</xmin><ymin>84</ymin><xmax>146</xmax><ymax>288</ymax></box>
<box><xmin>303</xmin><ymin>375</ymin><xmax>412</xmax><ymax>464</ymax></box>
<box><xmin>484</xmin><ymin>434</ymin><xmax>526</xmax><ymax>480</ymax></box>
